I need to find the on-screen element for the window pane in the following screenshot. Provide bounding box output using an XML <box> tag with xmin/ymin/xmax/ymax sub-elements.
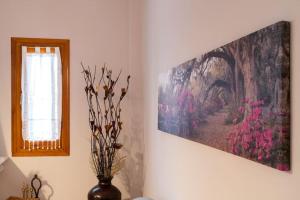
<box><xmin>21</xmin><ymin>47</ymin><xmax>62</xmax><ymax>142</ymax></box>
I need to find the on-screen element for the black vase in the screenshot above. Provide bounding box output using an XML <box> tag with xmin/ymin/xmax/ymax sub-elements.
<box><xmin>88</xmin><ymin>177</ymin><xmax>121</xmax><ymax>200</ymax></box>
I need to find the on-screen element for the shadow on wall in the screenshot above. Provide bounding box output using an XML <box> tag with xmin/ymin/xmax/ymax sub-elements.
<box><xmin>0</xmin><ymin>158</ymin><xmax>28</xmax><ymax>199</ymax></box>
<box><xmin>0</xmin><ymin>123</ymin><xmax>7</xmax><ymax>156</ymax></box>
<box><xmin>0</xmin><ymin>158</ymin><xmax>54</xmax><ymax>200</ymax></box>
<box><xmin>120</xmin><ymin>109</ymin><xmax>144</xmax><ymax>199</ymax></box>
<box><xmin>121</xmin><ymin>141</ymin><xmax>144</xmax><ymax>199</ymax></box>
<box><xmin>0</xmin><ymin>124</ymin><xmax>54</xmax><ymax>200</ymax></box>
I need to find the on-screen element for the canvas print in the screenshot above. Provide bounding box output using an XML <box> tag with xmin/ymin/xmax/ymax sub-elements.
<box><xmin>158</xmin><ymin>21</ymin><xmax>290</xmax><ymax>171</ymax></box>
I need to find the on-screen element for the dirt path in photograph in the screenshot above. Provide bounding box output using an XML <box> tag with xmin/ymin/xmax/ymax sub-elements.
<box><xmin>191</xmin><ymin>107</ymin><xmax>234</xmax><ymax>151</ymax></box>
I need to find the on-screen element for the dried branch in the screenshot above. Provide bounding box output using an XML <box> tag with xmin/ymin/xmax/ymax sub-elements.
<box><xmin>82</xmin><ymin>63</ymin><xmax>130</xmax><ymax>179</ymax></box>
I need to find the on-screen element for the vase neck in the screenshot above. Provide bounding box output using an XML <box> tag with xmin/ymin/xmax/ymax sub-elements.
<box><xmin>98</xmin><ymin>177</ymin><xmax>112</xmax><ymax>186</ymax></box>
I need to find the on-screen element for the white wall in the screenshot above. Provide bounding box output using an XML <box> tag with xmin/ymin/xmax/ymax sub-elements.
<box><xmin>2</xmin><ymin>0</ymin><xmax>300</xmax><ymax>199</ymax></box>
<box><xmin>0</xmin><ymin>0</ymin><xmax>143</xmax><ymax>199</ymax></box>
<box><xmin>142</xmin><ymin>0</ymin><xmax>300</xmax><ymax>200</ymax></box>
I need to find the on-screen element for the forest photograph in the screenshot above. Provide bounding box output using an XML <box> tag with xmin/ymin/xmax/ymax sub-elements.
<box><xmin>158</xmin><ymin>21</ymin><xmax>290</xmax><ymax>171</ymax></box>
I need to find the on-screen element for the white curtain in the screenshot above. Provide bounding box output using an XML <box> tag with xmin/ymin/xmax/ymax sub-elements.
<box><xmin>21</xmin><ymin>46</ymin><xmax>62</xmax><ymax>144</ymax></box>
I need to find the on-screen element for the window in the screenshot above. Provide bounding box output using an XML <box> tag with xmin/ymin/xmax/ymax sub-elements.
<box><xmin>11</xmin><ymin>38</ymin><xmax>70</xmax><ymax>156</ymax></box>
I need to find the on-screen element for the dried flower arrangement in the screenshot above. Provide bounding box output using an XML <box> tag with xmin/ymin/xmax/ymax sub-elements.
<box><xmin>81</xmin><ymin>63</ymin><xmax>130</xmax><ymax>180</ymax></box>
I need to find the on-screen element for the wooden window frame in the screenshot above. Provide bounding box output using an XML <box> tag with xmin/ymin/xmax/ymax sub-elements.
<box><xmin>11</xmin><ymin>37</ymin><xmax>70</xmax><ymax>156</ymax></box>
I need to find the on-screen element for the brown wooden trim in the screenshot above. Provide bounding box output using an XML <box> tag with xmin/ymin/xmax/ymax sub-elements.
<box><xmin>26</xmin><ymin>47</ymin><xmax>56</xmax><ymax>54</ymax></box>
<box><xmin>11</xmin><ymin>37</ymin><xmax>70</xmax><ymax>157</ymax></box>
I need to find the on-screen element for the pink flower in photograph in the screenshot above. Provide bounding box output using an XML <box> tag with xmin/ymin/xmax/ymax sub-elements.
<box><xmin>227</xmin><ymin>100</ymin><xmax>275</xmax><ymax>163</ymax></box>
<box><xmin>276</xmin><ymin>163</ymin><xmax>289</xmax><ymax>171</ymax></box>
<box><xmin>239</xmin><ymin>106</ymin><xmax>245</xmax><ymax>113</ymax></box>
